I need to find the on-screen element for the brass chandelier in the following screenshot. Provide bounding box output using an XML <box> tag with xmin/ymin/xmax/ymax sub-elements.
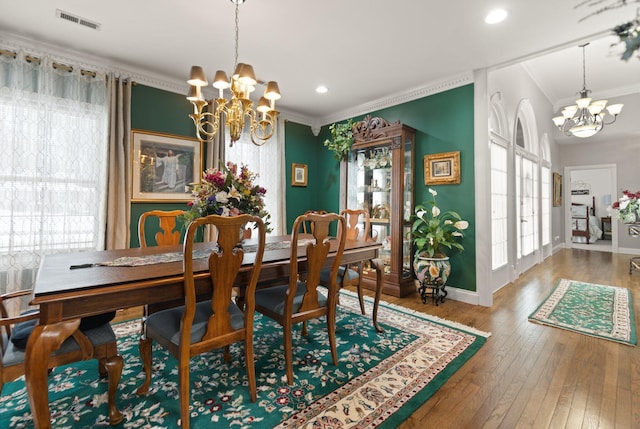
<box><xmin>551</xmin><ymin>43</ymin><xmax>623</xmax><ymax>139</ymax></box>
<box><xmin>186</xmin><ymin>0</ymin><xmax>281</xmax><ymax>146</ymax></box>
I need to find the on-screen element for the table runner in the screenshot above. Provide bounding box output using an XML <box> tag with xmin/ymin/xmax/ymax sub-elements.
<box><xmin>99</xmin><ymin>239</ymin><xmax>314</xmax><ymax>267</ymax></box>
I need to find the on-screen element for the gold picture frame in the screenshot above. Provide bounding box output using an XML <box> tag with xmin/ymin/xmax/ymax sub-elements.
<box><xmin>424</xmin><ymin>151</ymin><xmax>460</xmax><ymax>185</ymax></box>
<box><xmin>553</xmin><ymin>172</ymin><xmax>563</xmax><ymax>207</ymax></box>
<box><xmin>291</xmin><ymin>163</ymin><xmax>308</xmax><ymax>187</ymax></box>
<box><xmin>131</xmin><ymin>130</ymin><xmax>202</xmax><ymax>202</ymax></box>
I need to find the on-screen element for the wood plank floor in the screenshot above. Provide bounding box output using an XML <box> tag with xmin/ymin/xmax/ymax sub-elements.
<box><xmin>114</xmin><ymin>248</ymin><xmax>639</xmax><ymax>428</ymax></box>
<box><xmin>374</xmin><ymin>248</ymin><xmax>640</xmax><ymax>429</ymax></box>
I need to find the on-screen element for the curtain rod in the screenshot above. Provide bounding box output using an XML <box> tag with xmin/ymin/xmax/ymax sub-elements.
<box><xmin>0</xmin><ymin>47</ymin><xmax>135</xmax><ymax>83</ymax></box>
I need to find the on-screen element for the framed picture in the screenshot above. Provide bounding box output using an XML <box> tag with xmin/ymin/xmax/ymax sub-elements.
<box><xmin>424</xmin><ymin>151</ymin><xmax>461</xmax><ymax>185</ymax></box>
<box><xmin>553</xmin><ymin>172</ymin><xmax>563</xmax><ymax>207</ymax></box>
<box><xmin>131</xmin><ymin>130</ymin><xmax>202</xmax><ymax>202</ymax></box>
<box><xmin>291</xmin><ymin>163</ymin><xmax>308</xmax><ymax>187</ymax></box>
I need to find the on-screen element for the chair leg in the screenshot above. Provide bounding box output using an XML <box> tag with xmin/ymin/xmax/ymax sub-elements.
<box><xmin>136</xmin><ymin>337</ymin><xmax>153</xmax><ymax>395</ymax></box>
<box><xmin>178</xmin><ymin>359</ymin><xmax>191</xmax><ymax>429</ymax></box>
<box><xmin>244</xmin><ymin>337</ymin><xmax>257</xmax><ymax>402</ymax></box>
<box><xmin>301</xmin><ymin>321</ymin><xmax>308</xmax><ymax>336</ymax></box>
<box><xmin>224</xmin><ymin>345</ymin><xmax>231</xmax><ymax>362</ymax></box>
<box><xmin>356</xmin><ymin>282</ymin><xmax>366</xmax><ymax>315</ymax></box>
<box><xmin>103</xmin><ymin>355</ymin><xmax>124</xmax><ymax>425</ymax></box>
<box><xmin>283</xmin><ymin>325</ymin><xmax>294</xmax><ymax>385</ymax></box>
<box><xmin>327</xmin><ymin>309</ymin><xmax>338</xmax><ymax>366</ymax></box>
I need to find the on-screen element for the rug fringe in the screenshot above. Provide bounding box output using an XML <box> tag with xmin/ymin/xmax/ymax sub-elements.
<box><xmin>339</xmin><ymin>289</ymin><xmax>492</xmax><ymax>338</ymax></box>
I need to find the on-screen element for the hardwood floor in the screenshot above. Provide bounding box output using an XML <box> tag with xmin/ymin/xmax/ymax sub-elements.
<box><xmin>114</xmin><ymin>248</ymin><xmax>639</xmax><ymax>428</ymax></box>
<box><xmin>371</xmin><ymin>248</ymin><xmax>640</xmax><ymax>429</ymax></box>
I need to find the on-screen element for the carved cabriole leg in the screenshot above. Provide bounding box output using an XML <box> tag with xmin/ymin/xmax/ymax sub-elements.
<box><xmin>283</xmin><ymin>321</ymin><xmax>294</xmax><ymax>385</ymax></box>
<box><xmin>327</xmin><ymin>299</ymin><xmax>338</xmax><ymax>366</ymax></box>
<box><xmin>356</xmin><ymin>263</ymin><xmax>366</xmax><ymax>315</ymax></box>
<box><xmin>371</xmin><ymin>258</ymin><xmax>385</xmax><ymax>333</ymax></box>
<box><xmin>136</xmin><ymin>337</ymin><xmax>153</xmax><ymax>395</ymax></box>
<box><xmin>103</xmin><ymin>355</ymin><xmax>124</xmax><ymax>425</ymax></box>
<box><xmin>178</xmin><ymin>353</ymin><xmax>190</xmax><ymax>429</ymax></box>
<box><xmin>244</xmin><ymin>335</ymin><xmax>256</xmax><ymax>402</ymax></box>
<box><xmin>25</xmin><ymin>318</ymin><xmax>80</xmax><ymax>429</ymax></box>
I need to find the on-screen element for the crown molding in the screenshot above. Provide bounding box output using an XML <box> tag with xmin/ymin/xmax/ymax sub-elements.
<box><xmin>316</xmin><ymin>72</ymin><xmax>474</xmax><ymax>128</ymax></box>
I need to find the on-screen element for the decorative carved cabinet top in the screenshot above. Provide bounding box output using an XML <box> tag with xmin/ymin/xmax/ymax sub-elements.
<box><xmin>353</xmin><ymin>115</ymin><xmax>404</xmax><ymax>149</ymax></box>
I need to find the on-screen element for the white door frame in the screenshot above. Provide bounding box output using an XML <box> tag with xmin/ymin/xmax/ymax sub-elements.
<box><xmin>563</xmin><ymin>164</ymin><xmax>618</xmax><ymax>251</ymax></box>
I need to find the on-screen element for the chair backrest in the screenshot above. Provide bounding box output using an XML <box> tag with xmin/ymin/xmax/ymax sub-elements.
<box><xmin>289</xmin><ymin>212</ymin><xmax>346</xmax><ymax>314</ymax></box>
<box><xmin>340</xmin><ymin>208</ymin><xmax>371</xmax><ymax>241</ymax></box>
<box><xmin>300</xmin><ymin>210</ymin><xmax>328</xmax><ymax>234</ymax></box>
<box><xmin>182</xmin><ymin>214</ymin><xmax>266</xmax><ymax>345</ymax></box>
<box><xmin>138</xmin><ymin>210</ymin><xmax>185</xmax><ymax>247</ymax></box>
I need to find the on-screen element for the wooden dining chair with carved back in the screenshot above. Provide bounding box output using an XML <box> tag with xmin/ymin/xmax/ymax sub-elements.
<box><xmin>300</xmin><ymin>210</ymin><xmax>328</xmax><ymax>234</ymax></box>
<box><xmin>0</xmin><ymin>289</ymin><xmax>123</xmax><ymax>425</ymax></box>
<box><xmin>254</xmin><ymin>212</ymin><xmax>346</xmax><ymax>385</ymax></box>
<box><xmin>320</xmin><ymin>208</ymin><xmax>372</xmax><ymax>315</ymax></box>
<box><xmin>136</xmin><ymin>214</ymin><xmax>266</xmax><ymax>429</ymax></box>
<box><xmin>138</xmin><ymin>209</ymin><xmax>186</xmax><ymax>247</ymax></box>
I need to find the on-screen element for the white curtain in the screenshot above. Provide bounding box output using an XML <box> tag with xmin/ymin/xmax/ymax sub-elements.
<box><xmin>0</xmin><ymin>51</ymin><xmax>109</xmax><ymax>308</ymax></box>
<box><xmin>226</xmin><ymin>116</ymin><xmax>286</xmax><ymax>235</ymax></box>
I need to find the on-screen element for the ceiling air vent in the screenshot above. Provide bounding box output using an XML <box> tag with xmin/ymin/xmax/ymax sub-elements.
<box><xmin>56</xmin><ymin>9</ymin><xmax>101</xmax><ymax>31</ymax></box>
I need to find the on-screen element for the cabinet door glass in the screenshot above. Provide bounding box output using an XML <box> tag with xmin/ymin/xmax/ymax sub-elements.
<box><xmin>347</xmin><ymin>147</ymin><xmax>392</xmax><ymax>273</ymax></box>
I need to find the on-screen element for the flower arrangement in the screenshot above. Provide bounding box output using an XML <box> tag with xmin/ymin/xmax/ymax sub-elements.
<box><xmin>183</xmin><ymin>162</ymin><xmax>271</xmax><ymax>230</ymax></box>
<box><xmin>612</xmin><ymin>190</ymin><xmax>640</xmax><ymax>224</ymax></box>
<box><xmin>411</xmin><ymin>188</ymin><xmax>469</xmax><ymax>258</ymax></box>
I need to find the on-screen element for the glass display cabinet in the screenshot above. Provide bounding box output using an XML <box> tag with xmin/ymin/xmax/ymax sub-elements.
<box><xmin>343</xmin><ymin>116</ymin><xmax>415</xmax><ymax>297</ymax></box>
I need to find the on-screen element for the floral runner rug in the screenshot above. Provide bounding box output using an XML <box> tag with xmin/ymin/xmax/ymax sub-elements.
<box><xmin>0</xmin><ymin>291</ymin><xmax>490</xmax><ymax>428</ymax></box>
<box><xmin>528</xmin><ymin>278</ymin><xmax>636</xmax><ymax>346</ymax></box>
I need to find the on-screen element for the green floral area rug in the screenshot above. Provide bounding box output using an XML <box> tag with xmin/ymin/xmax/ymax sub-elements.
<box><xmin>528</xmin><ymin>278</ymin><xmax>636</xmax><ymax>346</ymax></box>
<box><xmin>0</xmin><ymin>291</ymin><xmax>490</xmax><ymax>428</ymax></box>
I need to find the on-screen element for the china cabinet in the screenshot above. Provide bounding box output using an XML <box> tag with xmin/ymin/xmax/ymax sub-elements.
<box><xmin>343</xmin><ymin>116</ymin><xmax>415</xmax><ymax>297</ymax></box>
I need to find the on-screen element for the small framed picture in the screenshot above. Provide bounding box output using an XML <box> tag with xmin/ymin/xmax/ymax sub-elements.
<box><xmin>553</xmin><ymin>172</ymin><xmax>563</xmax><ymax>207</ymax></box>
<box><xmin>131</xmin><ymin>130</ymin><xmax>202</xmax><ymax>202</ymax></box>
<box><xmin>424</xmin><ymin>151</ymin><xmax>460</xmax><ymax>185</ymax></box>
<box><xmin>291</xmin><ymin>163</ymin><xmax>308</xmax><ymax>187</ymax></box>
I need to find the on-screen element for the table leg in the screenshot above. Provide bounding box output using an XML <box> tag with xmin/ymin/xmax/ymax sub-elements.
<box><xmin>370</xmin><ymin>258</ymin><xmax>385</xmax><ymax>333</ymax></box>
<box><xmin>25</xmin><ymin>319</ymin><xmax>81</xmax><ymax>429</ymax></box>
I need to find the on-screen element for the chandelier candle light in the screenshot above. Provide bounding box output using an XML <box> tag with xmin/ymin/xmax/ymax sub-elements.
<box><xmin>186</xmin><ymin>0</ymin><xmax>281</xmax><ymax>147</ymax></box>
<box><xmin>551</xmin><ymin>43</ymin><xmax>624</xmax><ymax>139</ymax></box>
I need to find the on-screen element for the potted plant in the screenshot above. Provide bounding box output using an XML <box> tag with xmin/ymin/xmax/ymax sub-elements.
<box><xmin>411</xmin><ymin>188</ymin><xmax>469</xmax><ymax>294</ymax></box>
<box><xmin>323</xmin><ymin>119</ymin><xmax>355</xmax><ymax>162</ymax></box>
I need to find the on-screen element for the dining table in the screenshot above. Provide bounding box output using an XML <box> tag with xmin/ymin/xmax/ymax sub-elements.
<box><xmin>25</xmin><ymin>234</ymin><xmax>383</xmax><ymax>429</ymax></box>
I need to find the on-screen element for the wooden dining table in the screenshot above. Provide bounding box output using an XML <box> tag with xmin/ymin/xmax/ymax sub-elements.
<box><xmin>26</xmin><ymin>235</ymin><xmax>383</xmax><ymax>429</ymax></box>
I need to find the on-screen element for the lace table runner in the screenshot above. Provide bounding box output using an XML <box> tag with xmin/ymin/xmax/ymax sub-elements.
<box><xmin>99</xmin><ymin>239</ymin><xmax>314</xmax><ymax>267</ymax></box>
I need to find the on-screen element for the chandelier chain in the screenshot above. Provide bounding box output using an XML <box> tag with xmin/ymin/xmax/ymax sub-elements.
<box><xmin>234</xmin><ymin>2</ymin><xmax>240</xmax><ymax>69</ymax></box>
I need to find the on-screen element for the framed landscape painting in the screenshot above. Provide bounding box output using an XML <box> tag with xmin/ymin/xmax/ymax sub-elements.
<box><xmin>424</xmin><ymin>151</ymin><xmax>460</xmax><ymax>185</ymax></box>
<box><xmin>131</xmin><ymin>130</ymin><xmax>201</xmax><ymax>202</ymax></box>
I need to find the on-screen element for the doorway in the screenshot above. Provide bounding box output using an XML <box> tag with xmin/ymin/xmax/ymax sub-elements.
<box><xmin>564</xmin><ymin>164</ymin><xmax>617</xmax><ymax>252</ymax></box>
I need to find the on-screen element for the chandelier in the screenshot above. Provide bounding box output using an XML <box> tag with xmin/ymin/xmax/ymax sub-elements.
<box><xmin>551</xmin><ymin>43</ymin><xmax>624</xmax><ymax>139</ymax></box>
<box><xmin>186</xmin><ymin>0</ymin><xmax>280</xmax><ymax>146</ymax></box>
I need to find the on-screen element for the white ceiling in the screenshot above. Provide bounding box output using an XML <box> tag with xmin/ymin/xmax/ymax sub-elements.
<box><xmin>0</xmin><ymin>0</ymin><xmax>638</xmax><ymax>141</ymax></box>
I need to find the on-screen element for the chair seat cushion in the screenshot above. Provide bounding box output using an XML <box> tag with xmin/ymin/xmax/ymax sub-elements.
<box><xmin>319</xmin><ymin>266</ymin><xmax>359</xmax><ymax>285</ymax></box>
<box><xmin>145</xmin><ymin>300</ymin><xmax>244</xmax><ymax>347</ymax></box>
<box><xmin>254</xmin><ymin>282</ymin><xmax>327</xmax><ymax>316</ymax></box>
<box><xmin>3</xmin><ymin>322</ymin><xmax>117</xmax><ymax>367</ymax></box>
<box><xmin>9</xmin><ymin>309</ymin><xmax>40</xmax><ymax>350</ymax></box>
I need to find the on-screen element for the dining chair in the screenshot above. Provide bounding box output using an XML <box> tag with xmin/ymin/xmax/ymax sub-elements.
<box><xmin>138</xmin><ymin>209</ymin><xmax>186</xmax><ymax>247</ymax></box>
<box><xmin>300</xmin><ymin>210</ymin><xmax>328</xmax><ymax>234</ymax></box>
<box><xmin>254</xmin><ymin>211</ymin><xmax>346</xmax><ymax>385</ymax></box>
<box><xmin>136</xmin><ymin>214</ymin><xmax>266</xmax><ymax>429</ymax></box>
<box><xmin>0</xmin><ymin>289</ymin><xmax>123</xmax><ymax>425</ymax></box>
<box><xmin>320</xmin><ymin>208</ymin><xmax>372</xmax><ymax>315</ymax></box>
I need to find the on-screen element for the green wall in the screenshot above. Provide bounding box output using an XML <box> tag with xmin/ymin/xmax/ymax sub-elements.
<box><xmin>289</xmin><ymin>84</ymin><xmax>476</xmax><ymax>291</ymax></box>
<box><xmin>129</xmin><ymin>84</ymin><xmax>195</xmax><ymax>247</ymax></box>
<box><xmin>128</xmin><ymin>83</ymin><xmax>476</xmax><ymax>291</ymax></box>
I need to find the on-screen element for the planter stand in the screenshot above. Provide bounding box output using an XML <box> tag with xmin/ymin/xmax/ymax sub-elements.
<box><xmin>418</xmin><ymin>280</ymin><xmax>447</xmax><ymax>305</ymax></box>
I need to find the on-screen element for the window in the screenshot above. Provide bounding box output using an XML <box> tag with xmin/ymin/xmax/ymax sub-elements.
<box><xmin>226</xmin><ymin>120</ymin><xmax>285</xmax><ymax>235</ymax></box>
<box><xmin>0</xmin><ymin>55</ymin><xmax>108</xmax><ymax>303</ymax></box>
